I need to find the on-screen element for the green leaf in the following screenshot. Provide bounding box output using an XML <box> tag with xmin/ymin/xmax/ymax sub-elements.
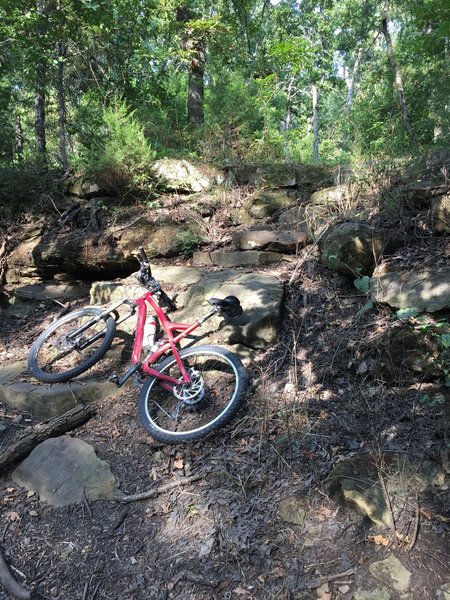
<box><xmin>440</xmin><ymin>333</ymin><xmax>450</xmax><ymax>350</ymax></box>
<box><xmin>396</xmin><ymin>308</ymin><xmax>420</xmax><ymax>321</ymax></box>
<box><xmin>354</xmin><ymin>275</ymin><xmax>370</xmax><ymax>294</ymax></box>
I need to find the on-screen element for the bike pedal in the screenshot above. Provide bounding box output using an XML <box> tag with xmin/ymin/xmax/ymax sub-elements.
<box><xmin>109</xmin><ymin>374</ymin><xmax>120</xmax><ymax>385</ymax></box>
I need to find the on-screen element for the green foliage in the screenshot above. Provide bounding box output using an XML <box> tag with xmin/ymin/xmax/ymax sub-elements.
<box><xmin>0</xmin><ymin>0</ymin><xmax>449</xmax><ymax>169</ymax></box>
<box><xmin>80</xmin><ymin>99</ymin><xmax>156</xmax><ymax>198</ymax></box>
<box><xmin>354</xmin><ymin>275</ymin><xmax>370</xmax><ymax>294</ymax></box>
<box><xmin>178</xmin><ymin>229</ymin><xmax>202</xmax><ymax>257</ymax></box>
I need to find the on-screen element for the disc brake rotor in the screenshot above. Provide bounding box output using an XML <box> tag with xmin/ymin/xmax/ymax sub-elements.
<box><xmin>173</xmin><ymin>368</ymin><xmax>204</xmax><ymax>405</ymax></box>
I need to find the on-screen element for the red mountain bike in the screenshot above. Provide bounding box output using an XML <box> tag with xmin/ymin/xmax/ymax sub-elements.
<box><xmin>28</xmin><ymin>248</ymin><xmax>246</xmax><ymax>443</ymax></box>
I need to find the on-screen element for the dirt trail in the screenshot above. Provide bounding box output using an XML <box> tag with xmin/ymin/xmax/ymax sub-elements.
<box><xmin>0</xmin><ymin>251</ymin><xmax>449</xmax><ymax>600</ymax></box>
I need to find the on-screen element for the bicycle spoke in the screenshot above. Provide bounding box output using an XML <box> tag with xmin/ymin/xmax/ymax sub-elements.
<box><xmin>140</xmin><ymin>348</ymin><xmax>243</xmax><ymax>438</ymax></box>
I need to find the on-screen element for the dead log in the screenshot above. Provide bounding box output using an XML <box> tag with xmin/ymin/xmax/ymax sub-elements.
<box><xmin>0</xmin><ymin>548</ymin><xmax>35</xmax><ymax>600</ymax></box>
<box><xmin>0</xmin><ymin>404</ymin><xmax>94</xmax><ymax>475</ymax></box>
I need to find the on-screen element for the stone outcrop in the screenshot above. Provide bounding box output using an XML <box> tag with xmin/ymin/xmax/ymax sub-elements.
<box><xmin>319</xmin><ymin>222</ymin><xmax>402</xmax><ymax>276</ymax></box>
<box><xmin>152</xmin><ymin>159</ymin><xmax>221</xmax><ymax>192</ymax></box>
<box><xmin>235</xmin><ymin>190</ymin><xmax>293</xmax><ymax>223</ymax></box>
<box><xmin>0</xmin><ymin>361</ymin><xmax>118</xmax><ymax>419</ymax></box>
<box><xmin>193</xmin><ymin>250</ymin><xmax>282</xmax><ymax>268</ymax></box>
<box><xmin>277</xmin><ymin>203</ymin><xmax>329</xmax><ymax>240</ymax></box>
<box><xmin>5</xmin><ymin>225</ymin><xmax>44</xmax><ymax>284</ymax></box>
<box><xmin>232</xmin><ymin>228</ymin><xmax>307</xmax><ymax>252</ymax></box>
<box><xmin>225</xmin><ymin>164</ymin><xmax>297</xmax><ymax>188</ymax></box>
<box><xmin>370</xmin><ymin>267</ymin><xmax>450</xmax><ymax>312</ymax></box>
<box><xmin>310</xmin><ymin>184</ymin><xmax>349</xmax><ymax>206</ymax></box>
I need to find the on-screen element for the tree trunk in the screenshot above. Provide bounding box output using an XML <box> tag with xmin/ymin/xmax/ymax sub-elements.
<box><xmin>177</xmin><ymin>6</ymin><xmax>205</xmax><ymax>129</ymax></box>
<box><xmin>34</xmin><ymin>77</ymin><xmax>46</xmax><ymax>161</ymax></box>
<box><xmin>187</xmin><ymin>43</ymin><xmax>205</xmax><ymax>128</ymax></box>
<box><xmin>381</xmin><ymin>16</ymin><xmax>418</xmax><ymax>149</ymax></box>
<box><xmin>35</xmin><ymin>0</ymin><xmax>47</xmax><ymax>165</ymax></box>
<box><xmin>312</xmin><ymin>84</ymin><xmax>319</xmax><ymax>161</ymax></box>
<box><xmin>15</xmin><ymin>114</ymin><xmax>24</xmax><ymax>164</ymax></box>
<box><xmin>346</xmin><ymin>48</ymin><xmax>363</xmax><ymax>110</ymax></box>
<box><xmin>57</xmin><ymin>42</ymin><xmax>69</xmax><ymax>171</ymax></box>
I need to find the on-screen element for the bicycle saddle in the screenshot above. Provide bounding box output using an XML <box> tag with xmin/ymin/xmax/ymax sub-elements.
<box><xmin>208</xmin><ymin>296</ymin><xmax>243</xmax><ymax>318</ymax></box>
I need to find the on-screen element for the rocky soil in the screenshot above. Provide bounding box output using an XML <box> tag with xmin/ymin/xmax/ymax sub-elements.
<box><xmin>0</xmin><ymin>160</ymin><xmax>449</xmax><ymax>600</ymax></box>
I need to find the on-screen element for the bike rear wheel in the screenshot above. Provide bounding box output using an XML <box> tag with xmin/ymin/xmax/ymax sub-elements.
<box><xmin>28</xmin><ymin>307</ymin><xmax>116</xmax><ymax>384</ymax></box>
<box><xmin>138</xmin><ymin>345</ymin><xmax>246</xmax><ymax>443</ymax></box>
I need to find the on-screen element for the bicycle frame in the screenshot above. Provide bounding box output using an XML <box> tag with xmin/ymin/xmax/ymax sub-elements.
<box><xmin>63</xmin><ymin>286</ymin><xmax>219</xmax><ymax>389</ymax></box>
<box><xmin>124</xmin><ymin>289</ymin><xmax>218</xmax><ymax>390</ymax></box>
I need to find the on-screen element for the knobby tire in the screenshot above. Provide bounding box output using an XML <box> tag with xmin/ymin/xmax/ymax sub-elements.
<box><xmin>28</xmin><ymin>307</ymin><xmax>116</xmax><ymax>384</ymax></box>
<box><xmin>138</xmin><ymin>345</ymin><xmax>246</xmax><ymax>443</ymax></box>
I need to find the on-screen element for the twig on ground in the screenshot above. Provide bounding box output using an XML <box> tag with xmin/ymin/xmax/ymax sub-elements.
<box><xmin>113</xmin><ymin>474</ymin><xmax>204</xmax><ymax>504</ymax></box>
<box><xmin>407</xmin><ymin>492</ymin><xmax>420</xmax><ymax>552</ymax></box>
<box><xmin>378</xmin><ymin>467</ymin><xmax>400</xmax><ymax>550</ymax></box>
<box><xmin>83</xmin><ymin>489</ymin><xmax>93</xmax><ymax>518</ymax></box>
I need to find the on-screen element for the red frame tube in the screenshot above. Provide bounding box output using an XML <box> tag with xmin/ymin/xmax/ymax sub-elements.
<box><xmin>131</xmin><ymin>290</ymin><xmax>207</xmax><ymax>387</ymax></box>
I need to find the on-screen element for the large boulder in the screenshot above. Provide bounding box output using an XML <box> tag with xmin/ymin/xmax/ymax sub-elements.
<box><xmin>319</xmin><ymin>222</ymin><xmax>402</xmax><ymax>276</ymax></box>
<box><xmin>177</xmin><ymin>271</ymin><xmax>284</xmax><ymax>349</ymax></box>
<box><xmin>12</xmin><ymin>436</ymin><xmax>117</xmax><ymax>506</ymax></box>
<box><xmin>235</xmin><ymin>190</ymin><xmax>293</xmax><ymax>224</ymax></box>
<box><xmin>152</xmin><ymin>159</ymin><xmax>221</xmax><ymax>193</ymax></box>
<box><xmin>90</xmin><ymin>268</ymin><xmax>284</xmax><ymax>350</ymax></box>
<box><xmin>310</xmin><ymin>184</ymin><xmax>349</xmax><ymax>206</ymax></box>
<box><xmin>370</xmin><ymin>267</ymin><xmax>450</xmax><ymax>312</ymax></box>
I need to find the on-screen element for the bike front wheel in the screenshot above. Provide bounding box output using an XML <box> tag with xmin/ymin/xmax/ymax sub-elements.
<box><xmin>138</xmin><ymin>345</ymin><xmax>247</xmax><ymax>443</ymax></box>
<box><xmin>28</xmin><ymin>307</ymin><xmax>116</xmax><ymax>384</ymax></box>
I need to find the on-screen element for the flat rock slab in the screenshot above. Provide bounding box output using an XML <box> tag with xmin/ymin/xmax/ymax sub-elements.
<box><xmin>233</xmin><ymin>229</ymin><xmax>308</xmax><ymax>252</ymax></box>
<box><xmin>176</xmin><ymin>271</ymin><xmax>284</xmax><ymax>349</ymax></box>
<box><xmin>371</xmin><ymin>268</ymin><xmax>450</xmax><ymax>312</ymax></box>
<box><xmin>12</xmin><ymin>282</ymin><xmax>89</xmax><ymax>302</ymax></box>
<box><xmin>90</xmin><ymin>267</ymin><xmax>283</xmax><ymax>349</ymax></box>
<box><xmin>0</xmin><ymin>361</ymin><xmax>117</xmax><ymax>419</ymax></box>
<box><xmin>193</xmin><ymin>250</ymin><xmax>282</xmax><ymax>268</ymax></box>
<box><xmin>369</xmin><ymin>556</ymin><xmax>411</xmax><ymax>594</ymax></box>
<box><xmin>11</xmin><ymin>436</ymin><xmax>117</xmax><ymax>506</ymax></box>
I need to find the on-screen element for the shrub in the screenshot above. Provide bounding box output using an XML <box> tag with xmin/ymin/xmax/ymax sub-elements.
<box><xmin>81</xmin><ymin>99</ymin><xmax>156</xmax><ymax>199</ymax></box>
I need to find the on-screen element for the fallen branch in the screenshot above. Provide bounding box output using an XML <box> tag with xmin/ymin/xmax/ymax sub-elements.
<box><xmin>407</xmin><ymin>492</ymin><xmax>420</xmax><ymax>552</ymax></box>
<box><xmin>0</xmin><ymin>404</ymin><xmax>94</xmax><ymax>475</ymax></box>
<box><xmin>0</xmin><ymin>548</ymin><xmax>35</xmax><ymax>600</ymax></box>
<box><xmin>113</xmin><ymin>474</ymin><xmax>204</xmax><ymax>504</ymax></box>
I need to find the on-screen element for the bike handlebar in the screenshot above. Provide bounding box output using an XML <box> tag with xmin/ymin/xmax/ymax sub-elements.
<box><xmin>136</xmin><ymin>246</ymin><xmax>177</xmax><ymax>312</ymax></box>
